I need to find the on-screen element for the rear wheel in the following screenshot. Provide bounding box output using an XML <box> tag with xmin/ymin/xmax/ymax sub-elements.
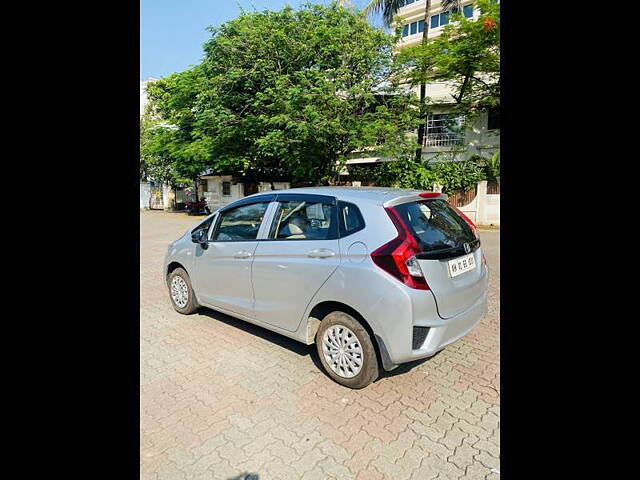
<box><xmin>168</xmin><ymin>267</ymin><xmax>199</xmax><ymax>314</ymax></box>
<box><xmin>316</xmin><ymin>311</ymin><xmax>379</xmax><ymax>389</ymax></box>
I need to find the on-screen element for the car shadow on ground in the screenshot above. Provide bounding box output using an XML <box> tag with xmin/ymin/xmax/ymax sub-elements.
<box><xmin>196</xmin><ymin>307</ymin><xmax>438</xmax><ymax>385</ymax></box>
<box><xmin>196</xmin><ymin>308</ymin><xmax>314</xmax><ymax>357</ymax></box>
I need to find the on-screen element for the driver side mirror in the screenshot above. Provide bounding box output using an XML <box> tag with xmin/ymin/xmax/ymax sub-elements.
<box><xmin>191</xmin><ymin>229</ymin><xmax>209</xmax><ymax>249</ymax></box>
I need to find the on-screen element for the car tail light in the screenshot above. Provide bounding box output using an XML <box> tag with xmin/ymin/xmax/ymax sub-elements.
<box><xmin>371</xmin><ymin>207</ymin><xmax>429</xmax><ymax>290</ymax></box>
<box><xmin>451</xmin><ymin>205</ymin><xmax>479</xmax><ymax>238</ymax></box>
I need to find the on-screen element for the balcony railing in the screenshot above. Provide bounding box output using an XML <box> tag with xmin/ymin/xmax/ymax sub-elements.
<box><xmin>423</xmin><ymin>133</ymin><xmax>464</xmax><ymax>148</ymax></box>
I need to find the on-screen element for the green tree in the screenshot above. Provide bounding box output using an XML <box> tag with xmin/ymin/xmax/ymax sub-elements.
<box><xmin>195</xmin><ymin>2</ymin><xmax>418</xmax><ymax>185</ymax></box>
<box><xmin>473</xmin><ymin>151</ymin><xmax>500</xmax><ymax>180</ymax></box>
<box><xmin>145</xmin><ymin>67</ymin><xmax>215</xmax><ymax>202</ymax></box>
<box><xmin>140</xmin><ymin>117</ymin><xmax>184</xmax><ymax>188</ymax></box>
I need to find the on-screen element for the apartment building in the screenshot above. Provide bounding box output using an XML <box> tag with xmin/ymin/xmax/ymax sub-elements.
<box><xmin>347</xmin><ymin>0</ymin><xmax>499</xmax><ymax>169</ymax></box>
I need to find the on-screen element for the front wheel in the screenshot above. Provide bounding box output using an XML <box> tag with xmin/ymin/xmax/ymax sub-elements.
<box><xmin>168</xmin><ymin>267</ymin><xmax>199</xmax><ymax>314</ymax></box>
<box><xmin>316</xmin><ymin>311</ymin><xmax>379</xmax><ymax>389</ymax></box>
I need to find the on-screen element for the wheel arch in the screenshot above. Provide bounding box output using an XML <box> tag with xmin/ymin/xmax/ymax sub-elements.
<box><xmin>166</xmin><ymin>261</ymin><xmax>188</xmax><ymax>284</ymax></box>
<box><xmin>306</xmin><ymin>300</ymin><xmax>396</xmax><ymax>371</ymax></box>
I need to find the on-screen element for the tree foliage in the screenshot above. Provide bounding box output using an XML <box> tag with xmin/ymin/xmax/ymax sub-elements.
<box><xmin>140</xmin><ymin>117</ymin><xmax>182</xmax><ymax>186</ymax></box>
<box><xmin>144</xmin><ymin>67</ymin><xmax>214</xmax><ymax>199</ymax></box>
<box><xmin>473</xmin><ymin>151</ymin><xmax>500</xmax><ymax>180</ymax></box>
<box><xmin>430</xmin><ymin>159</ymin><xmax>485</xmax><ymax>192</ymax></box>
<box><xmin>193</xmin><ymin>2</ymin><xmax>418</xmax><ymax>185</ymax></box>
<box><xmin>362</xmin><ymin>0</ymin><xmax>406</xmax><ymax>28</ymax></box>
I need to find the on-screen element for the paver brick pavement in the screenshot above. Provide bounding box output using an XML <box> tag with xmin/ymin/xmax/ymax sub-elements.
<box><xmin>141</xmin><ymin>211</ymin><xmax>500</xmax><ymax>479</ymax></box>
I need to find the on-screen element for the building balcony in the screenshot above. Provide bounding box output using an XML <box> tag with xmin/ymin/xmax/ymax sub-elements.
<box><xmin>423</xmin><ymin>133</ymin><xmax>464</xmax><ymax>148</ymax></box>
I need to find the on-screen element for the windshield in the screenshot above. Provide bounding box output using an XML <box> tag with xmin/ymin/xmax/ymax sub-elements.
<box><xmin>393</xmin><ymin>199</ymin><xmax>477</xmax><ymax>252</ymax></box>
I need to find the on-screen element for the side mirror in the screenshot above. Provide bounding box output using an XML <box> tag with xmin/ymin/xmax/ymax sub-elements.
<box><xmin>191</xmin><ymin>229</ymin><xmax>208</xmax><ymax>249</ymax></box>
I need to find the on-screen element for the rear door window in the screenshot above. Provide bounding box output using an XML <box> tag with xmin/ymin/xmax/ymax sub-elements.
<box><xmin>269</xmin><ymin>200</ymin><xmax>337</xmax><ymax>240</ymax></box>
<box><xmin>393</xmin><ymin>199</ymin><xmax>477</xmax><ymax>253</ymax></box>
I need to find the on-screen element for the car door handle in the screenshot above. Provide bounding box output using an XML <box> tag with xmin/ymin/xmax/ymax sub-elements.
<box><xmin>307</xmin><ymin>248</ymin><xmax>335</xmax><ymax>259</ymax></box>
<box><xmin>233</xmin><ymin>251</ymin><xmax>253</xmax><ymax>259</ymax></box>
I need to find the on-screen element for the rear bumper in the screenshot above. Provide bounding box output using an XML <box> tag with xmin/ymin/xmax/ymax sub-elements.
<box><xmin>386</xmin><ymin>290</ymin><xmax>488</xmax><ymax>366</ymax></box>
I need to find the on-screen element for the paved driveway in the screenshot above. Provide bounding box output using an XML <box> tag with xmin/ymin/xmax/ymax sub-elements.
<box><xmin>141</xmin><ymin>211</ymin><xmax>500</xmax><ymax>480</ymax></box>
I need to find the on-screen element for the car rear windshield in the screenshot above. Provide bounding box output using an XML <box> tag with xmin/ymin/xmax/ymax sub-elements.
<box><xmin>393</xmin><ymin>199</ymin><xmax>477</xmax><ymax>253</ymax></box>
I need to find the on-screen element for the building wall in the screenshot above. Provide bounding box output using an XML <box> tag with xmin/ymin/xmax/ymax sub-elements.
<box><xmin>422</xmin><ymin>109</ymin><xmax>500</xmax><ymax>163</ymax></box>
<box><xmin>346</xmin><ymin>108</ymin><xmax>499</xmax><ymax>166</ymax></box>
<box><xmin>394</xmin><ymin>0</ymin><xmax>478</xmax><ymax>47</ymax></box>
<box><xmin>452</xmin><ymin>180</ymin><xmax>500</xmax><ymax>226</ymax></box>
<box><xmin>140</xmin><ymin>182</ymin><xmax>151</xmax><ymax>210</ymax></box>
<box><xmin>201</xmin><ymin>176</ymin><xmax>291</xmax><ymax>212</ymax></box>
<box><xmin>258</xmin><ymin>182</ymin><xmax>290</xmax><ymax>193</ymax></box>
<box><xmin>201</xmin><ymin>176</ymin><xmax>242</xmax><ymax>212</ymax></box>
<box><xmin>484</xmin><ymin>193</ymin><xmax>500</xmax><ymax>225</ymax></box>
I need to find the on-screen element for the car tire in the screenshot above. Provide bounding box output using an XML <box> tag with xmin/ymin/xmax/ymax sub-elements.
<box><xmin>316</xmin><ymin>311</ymin><xmax>379</xmax><ymax>389</ymax></box>
<box><xmin>168</xmin><ymin>267</ymin><xmax>199</xmax><ymax>315</ymax></box>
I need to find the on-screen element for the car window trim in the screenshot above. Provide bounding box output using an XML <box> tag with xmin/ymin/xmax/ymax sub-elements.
<box><xmin>256</xmin><ymin>201</ymin><xmax>279</xmax><ymax>240</ymax></box>
<box><xmin>206</xmin><ymin>213</ymin><xmax>219</xmax><ymax>240</ymax></box>
<box><xmin>273</xmin><ymin>193</ymin><xmax>337</xmax><ymax>205</ymax></box>
<box><xmin>218</xmin><ymin>194</ymin><xmax>277</xmax><ymax>213</ymax></box>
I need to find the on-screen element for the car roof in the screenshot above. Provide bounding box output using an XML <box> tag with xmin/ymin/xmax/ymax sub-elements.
<box><xmin>246</xmin><ymin>186</ymin><xmax>429</xmax><ymax>206</ymax></box>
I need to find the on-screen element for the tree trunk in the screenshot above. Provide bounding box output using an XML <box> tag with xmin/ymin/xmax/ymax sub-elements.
<box><xmin>193</xmin><ymin>178</ymin><xmax>199</xmax><ymax>203</ymax></box>
<box><xmin>172</xmin><ymin>185</ymin><xmax>177</xmax><ymax>210</ymax></box>
<box><xmin>456</xmin><ymin>72</ymin><xmax>471</xmax><ymax>104</ymax></box>
<box><xmin>415</xmin><ymin>0</ymin><xmax>432</xmax><ymax>162</ymax></box>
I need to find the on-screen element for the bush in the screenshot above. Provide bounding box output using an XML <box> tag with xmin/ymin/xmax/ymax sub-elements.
<box><xmin>347</xmin><ymin>155</ymin><xmax>493</xmax><ymax>193</ymax></box>
<box><xmin>430</xmin><ymin>160</ymin><xmax>486</xmax><ymax>193</ymax></box>
<box><xmin>347</xmin><ymin>158</ymin><xmax>433</xmax><ymax>190</ymax></box>
<box><xmin>377</xmin><ymin>159</ymin><xmax>435</xmax><ymax>190</ymax></box>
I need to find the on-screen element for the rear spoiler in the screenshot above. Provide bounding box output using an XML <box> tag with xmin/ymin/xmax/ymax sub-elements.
<box><xmin>383</xmin><ymin>192</ymin><xmax>448</xmax><ymax>208</ymax></box>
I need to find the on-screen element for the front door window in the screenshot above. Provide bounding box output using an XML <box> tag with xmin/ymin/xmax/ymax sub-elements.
<box><xmin>212</xmin><ymin>202</ymin><xmax>270</xmax><ymax>241</ymax></box>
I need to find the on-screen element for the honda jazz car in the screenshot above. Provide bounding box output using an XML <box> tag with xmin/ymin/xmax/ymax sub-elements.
<box><xmin>164</xmin><ymin>187</ymin><xmax>488</xmax><ymax>388</ymax></box>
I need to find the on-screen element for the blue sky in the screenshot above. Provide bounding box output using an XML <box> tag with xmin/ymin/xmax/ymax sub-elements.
<box><xmin>141</xmin><ymin>0</ymin><xmax>378</xmax><ymax>81</ymax></box>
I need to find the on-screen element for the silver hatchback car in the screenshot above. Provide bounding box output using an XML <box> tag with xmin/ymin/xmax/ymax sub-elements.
<box><xmin>164</xmin><ymin>187</ymin><xmax>488</xmax><ymax>388</ymax></box>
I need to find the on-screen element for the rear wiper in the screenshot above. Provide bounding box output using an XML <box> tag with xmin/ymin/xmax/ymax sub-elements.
<box><xmin>416</xmin><ymin>238</ymin><xmax>480</xmax><ymax>260</ymax></box>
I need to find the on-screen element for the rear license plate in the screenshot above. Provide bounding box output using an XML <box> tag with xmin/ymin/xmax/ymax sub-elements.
<box><xmin>448</xmin><ymin>253</ymin><xmax>476</xmax><ymax>278</ymax></box>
